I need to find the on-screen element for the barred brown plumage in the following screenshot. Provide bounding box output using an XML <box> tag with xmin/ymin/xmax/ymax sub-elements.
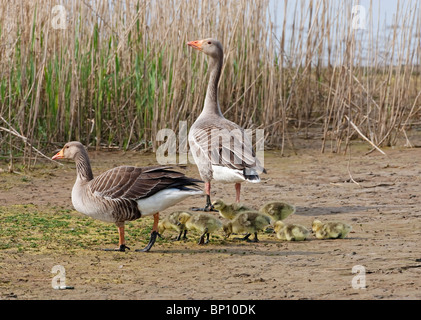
<box><xmin>52</xmin><ymin>141</ymin><xmax>203</xmax><ymax>252</ymax></box>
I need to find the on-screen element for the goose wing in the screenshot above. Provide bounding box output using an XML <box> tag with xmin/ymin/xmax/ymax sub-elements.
<box><xmin>89</xmin><ymin>166</ymin><xmax>202</xmax><ymax>201</ymax></box>
<box><xmin>189</xmin><ymin>120</ymin><xmax>264</xmax><ymax>173</ymax></box>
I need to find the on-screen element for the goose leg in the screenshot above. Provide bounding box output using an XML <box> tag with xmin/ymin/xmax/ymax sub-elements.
<box><xmin>104</xmin><ymin>224</ymin><xmax>130</xmax><ymax>252</ymax></box>
<box><xmin>176</xmin><ymin>229</ymin><xmax>188</xmax><ymax>241</ymax></box>
<box><xmin>242</xmin><ymin>233</ymin><xmax>252</xmax><ymax>241</ymax></box>
<box><xmin>198</xmin><ymin>228</ymin><xmax>209</xmax><ymax>245</ymax></box>
<box><xmin>182</xmin><ymin>229</ymin><xmax>188</xmax><ymax>240</ymax></box>
<box><xmin>251</xmin><ymin>232</ymin><xmax>259</xmax><ymax>243</ymax></box>
<box><xmin>136</xmin><ymin>213</ymin><xmax>161</xmax><ymax>252</ymax></box>
<box><xmin>191</xmin><ymin>183</ymin><xmax>216</xmax><ymax>212</ymax></box>
<box><xmin>234</xmin><ymin>233</ymin><xmax>251</xmax><ymax>241</ymax></box>
<box><xmin>235</xmin><ymin>183</ymin><xmax>241</xmax><ymax>203</ymax></box>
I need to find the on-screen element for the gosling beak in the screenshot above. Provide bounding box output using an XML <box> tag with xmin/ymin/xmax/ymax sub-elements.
<box><xmin>52</xmin><ymin>148</ymin><xmax>64</xmax><ymax>160</ymax></box>
<box><xmin>187</xmin><ymin>40</ymin><xmax>203</xmax><ymax>51</ymax></box>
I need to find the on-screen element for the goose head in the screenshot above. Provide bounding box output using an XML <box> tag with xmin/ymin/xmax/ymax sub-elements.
<box><xmin>273</xmin><ymin>221</ymin><xmax>285</xmax><ymax>233</ymax></box>
<box><xmin>187</xmin><ymin>38</ymin><xmax>223</xmax><ymax>59</ymax></box>
<box><xmin>222</xmin><ymin>222</ymin><xmax>233</xmax><ymax>238</ymax></box>
<box><xmin>177</xmin><ymin>212</ymin><xmax>192</xmax><ymax>226</ymax></box>
<box><xmin>52</xmin><ymin>141</ymin><xmax>86</xmax><ymax>161</ymax></box>
<box><xmin>211</xmin><ymin>199</ymin><xmax>226</xmax><ymax>211</ymax></box>
<box><xmin>312</xmin><ymin>219</ymin><xmax>323</xmax><ymax>233</ymax></box>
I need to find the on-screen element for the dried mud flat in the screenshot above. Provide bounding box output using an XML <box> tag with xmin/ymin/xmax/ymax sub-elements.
<box><xmin>0</xmin><ymin>141</ymin><xmax>420</xmax><ymax>300</ymax></box>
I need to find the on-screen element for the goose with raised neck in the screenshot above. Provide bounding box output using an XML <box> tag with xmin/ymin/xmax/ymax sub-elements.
<box><xmin>187</xmin><ymin>38</ymin><xmax>266</xmax><ymax>211</ymax></box>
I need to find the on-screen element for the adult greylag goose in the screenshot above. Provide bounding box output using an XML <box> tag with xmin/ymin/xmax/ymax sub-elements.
<box><xmin>52</xmin><ymin>141</ymin><xmax>203</xmax><ymax>252</ymax></box>
<box><xmin>187</xmin><ymin>38</ymin><xmax>266</xmax><ymax>211</ymax></box>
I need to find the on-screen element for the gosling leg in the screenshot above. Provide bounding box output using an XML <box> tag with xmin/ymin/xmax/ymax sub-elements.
<box><xmin>205</xmin><ymin>233</ymin><xmax>210</xmax><ymax>244</ymax></box>
<box><xmin>251</xmin><ymin>232</ymin><xmax>259</xmax><ymax>243</ymax></box>
<box><xmin>198</xmin><ymin>228</ymin><xmax>209</xmax><ymax>245</ymax></box>
<box><xmin>176</xmin><ymin>230</ymin><xmax>183</xmax><ymax>241</ymax></box>
<box><xmin>176</xmin><ymin>229</ymin><xmax>188</xmax><ymax>241</ymax></box>
<box><xmin>182</xmin><ymin>230</ymin><xmax>188</xmax><ymax>240</ymax></box>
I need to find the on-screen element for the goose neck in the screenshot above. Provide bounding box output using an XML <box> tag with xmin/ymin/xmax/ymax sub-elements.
<box><xmin>203</xmin><ymin>55</ymin><xmax>223</xmax><ymax>117</ymax></box>
<box><xmin>75</xmin><ymin>150</ymin><xmax>94</xmax><ymax>182</ymax></box>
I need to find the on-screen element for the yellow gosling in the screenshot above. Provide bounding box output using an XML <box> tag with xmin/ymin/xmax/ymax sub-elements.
<box><xmin>274</xmin><ymin>221</ymin><xmax>309</xmax><ymax>241</ymax></box>
<box><xmin>178</xmin><ymin>212</ymin><xmax>222</xmax><ymax>245</ymax></box>
<box><xmin>158</xmin><ymin>211</ymin><xmax>192</xmax><ymax>241</ymax></box>
<box><xmin>223</xmin><ymin>211</ymin><xmax>271</xmax><ymax>243</ymax></box>
<box><xmin>212</xmin><ymin>199</ymin><xmax>254</xmax><ymax>220</ymax></box>
<box><xmin>259</xmin><ymin>201</ymin><xmax>296</xmax><ymax>222</ymax></box>
<box><xmin>312</xmin><ymin>219</ymin><xmax>352</xmax><ymax>239</ymax></box>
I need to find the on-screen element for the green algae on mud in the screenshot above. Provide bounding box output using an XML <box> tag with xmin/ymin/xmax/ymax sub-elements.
<box><xmin>0</xmin><ymin>204</ymin><xmax>225</xmax><ymax>254</ymax></box>
<box><xmin>0</xmin><ymin>204</ymin><xmax>160</xmax><ymax>253</ymax></box>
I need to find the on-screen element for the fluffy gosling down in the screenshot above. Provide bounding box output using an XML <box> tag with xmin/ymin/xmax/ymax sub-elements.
<box><xmin>178</xmin><ymin>212</ymin><xmax>222</xmax><ymax>245</ymax></box>
<box><xmin>259</xmin><ymin>201</ymin><xmax>296</xmax><ymax>222</ymax></box>
<box><xmin>223</xmin><ymin>211</ymin><xmax>271</xmax><ymax>243</ymax></box>
<box><xmin>274</xmin><ymin>221</ymin><xmax>309</xmax><ymax>241</ymax></box>
<box><xmin>158</xmin><ymin>211</ymin><xmax>192</xmax><ymax>241</ymax></box>
<box><xmin>212</xmin><ymin>199</ymin><xmax>254</xmax><ymax>220</ymax></box>
<box><xmin>312</xmin><ymin>219</ymin><xmax>352</xmax><ymax>240</ymax></box>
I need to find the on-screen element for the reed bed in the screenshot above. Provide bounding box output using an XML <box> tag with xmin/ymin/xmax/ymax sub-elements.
<box><xmin>0</xmin><ymin>0</ymin><xmax>420</xmax><ymax>166</ymax></box>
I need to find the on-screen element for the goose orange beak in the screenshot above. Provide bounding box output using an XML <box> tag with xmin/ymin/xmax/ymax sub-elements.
<box><xmin>52</xmin><ymin>149</ymin><xmax>64</xmax><ymax>160</ymax></box>
<box><xmin>187</xmin><ymin>40</ymin><xmax>203</xmax><ymax>51</ymax></box>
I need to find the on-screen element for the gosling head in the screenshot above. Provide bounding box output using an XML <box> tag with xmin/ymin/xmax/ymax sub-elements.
<box><xmin>212</xmin><ymin>199</ymin><xmax>226</xmax><ymax>211</ymax></box>
<box><xmin>178</xmin><ymin>212</ymin><xmax>192</xmax><ymax>226</ymax></box>
<box><xmin>222</xmin><ymin>223</ymin><xmax>233</xmax><ymax>238</ymax></box>
<box><xmin>312</xmin><ymin>219</ymin><xmax>323</xmax><ymax>232</ymax></box>
<box><xmin>273</xmin><ymin>221</ymin><xmax>285</xmax><ymax>233</ymax></box>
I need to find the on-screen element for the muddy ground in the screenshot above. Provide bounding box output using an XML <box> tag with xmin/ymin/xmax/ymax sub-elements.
<box><xmin>0</xmin><ymin>138</ymin><xmax>420</xmax><ymax>300</ymax></box>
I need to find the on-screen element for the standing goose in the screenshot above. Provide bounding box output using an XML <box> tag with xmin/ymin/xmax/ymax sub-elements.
<box><xmin>52</xmin><ymin>141</ymin><xmax>203</xmax><ymax>252</ymax></box>
<box><xmin>187</xmin><ymin>38</ymin><xmax>266</xmax><ymax>211</ymax></box>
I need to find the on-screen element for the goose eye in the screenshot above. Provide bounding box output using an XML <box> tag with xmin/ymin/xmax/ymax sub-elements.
<box><xmin>208</xmin><ymin>41</ymin><xmax>212</xmax><ymax>45</ymax></box>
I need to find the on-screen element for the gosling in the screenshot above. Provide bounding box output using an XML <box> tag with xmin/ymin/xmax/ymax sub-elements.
<box><xmin>259</xmin><ymin>201</ymin><xmax>296</xmax><ymax>222</ymax></box>
<box><xmin>312</xmin><ymin>219</ymin><xmax>352</xmax><ymax>240</ymax></box>
<box><xmin>274</xmin><ymin>221</ymin><xmax>309</xmax><ymax>241</ymax></box>
<box><xmin>212</xmin><ymin>199</ymin><xmax>254</xmax><ymax>220</ymax></box>
<box><xmin>223</xmin><ymin>211</ymin><xmax>271</xmax><ymax>243</ymax></box>
<box><xmin>158</xmin><ymin>211</ymin><xmax>191</xmax><ymax>241</ymax></box>
<box><xmin>178</xmin><ymin>212</ymin><xmax>222</xmax><ymax>245</ymax></box>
